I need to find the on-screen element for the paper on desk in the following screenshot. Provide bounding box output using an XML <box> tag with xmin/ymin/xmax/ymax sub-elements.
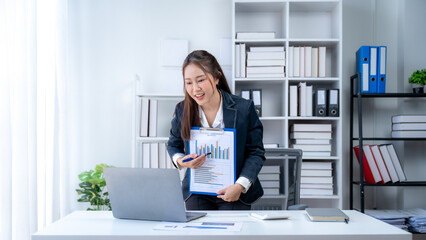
<box><xmin>153</xmin><ymin>222</ymin><xmax>243</xmax><ymax>231</ymax></box>
<box><xmin>365</xmin><ymin>208</ymin><xmax>426</xmax><ymax>219</ymax></box>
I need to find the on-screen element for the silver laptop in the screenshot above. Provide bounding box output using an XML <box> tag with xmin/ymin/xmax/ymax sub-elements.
<box><xmin>104</xmin><ymin>168</ymin><xmax>206</xmax><ymax>222</ymax></box>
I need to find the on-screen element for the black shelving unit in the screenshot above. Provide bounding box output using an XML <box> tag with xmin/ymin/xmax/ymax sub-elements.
<box><xmin>349</xmin><ymin>74</ymin><xmax>426</xmax><ymax>213</ymax></box>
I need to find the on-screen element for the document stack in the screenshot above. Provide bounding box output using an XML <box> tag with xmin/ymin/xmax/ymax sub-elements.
<box><xmin>365</xmin><ymin>209</ymin><xmax>409</xmax><ymax>231</ymax></box>
<box><xmin>356</xmin><ymin>45</ymin><xmax>387</xmax><ymax>93</ymax></box>
<box><xmin>236</xmin><ymin>32</ymin><xmax>275</xmax><ymax>40</ymax></box>
<box><xmin>288</xmin><ymin>46</ymin><xmax>326</xmax><ymax>78</ymax></box>
<box><xmin>290</xmin><ymin>123</ymin><xmax>332</xmax><ymax>157</ymax></box>
<box><xmin>353</xmin><ymin>144</ymin><xmax>406</xmax><ymax>184</ymax></box>
<box><xmin>246</xmin><ymin>46</ymin><xmax>285</xmax><ymax>78</ymax></box>
<box><xmin>258</xmin><ymin>165</ymin><xmax>280</xmax><ymax>195</ymax></box>
<box><xmin>263</xmin><ymin>143</ymin><xmax>279</xmax><ymax>149</ymax></box>
<box><xmin>392</xmin><ymin>115</ymin><xmax>426</xmax><ymax>138</ymax></box>
<box><xmin>408</xmin><ymin>209</ymin><xmax>426</xmax><ymax>233</ymax></box>
<box><xmin>365</xmin><ymin>209</ymin><xmax>426</xmax><ymax>232</ymax></box>
<box><xmin>300</xmin><ymin>161</ymin><xmax>333</xmax><ymax>196</ymax></box>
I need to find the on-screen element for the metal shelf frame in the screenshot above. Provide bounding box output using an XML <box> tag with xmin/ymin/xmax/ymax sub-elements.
<box><xmin>349</xmin><ymin>74</ymin><xmax>426</xmax><ymax>213</ymax></box>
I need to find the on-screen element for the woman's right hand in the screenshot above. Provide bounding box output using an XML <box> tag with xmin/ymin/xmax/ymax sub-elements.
<box><xmin>177</xmin><ymin>153</ymin><xmax>207</xmax><ymax>169</ymax></box>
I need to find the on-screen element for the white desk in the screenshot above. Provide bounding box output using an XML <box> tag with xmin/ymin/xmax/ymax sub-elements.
<box><xmin>32</xmin><ymin>210</ymin><xmax>411</xmax><ymax>240</ymax></box>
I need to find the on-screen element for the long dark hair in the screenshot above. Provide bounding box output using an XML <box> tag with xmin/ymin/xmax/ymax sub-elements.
<box><xmin>180</xmin><ymin>50</ymin><xmax>231</xmax><ymax>140</ymax></box>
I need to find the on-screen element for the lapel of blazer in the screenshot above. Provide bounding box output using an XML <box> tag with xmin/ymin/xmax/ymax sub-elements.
<box><xmin>221</xmin><ymin>90</ymin><xmax>237</xmax><ymax>129</ymax></box>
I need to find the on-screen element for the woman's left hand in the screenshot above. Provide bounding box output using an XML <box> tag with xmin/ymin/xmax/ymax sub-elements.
<box><xmin>216</xmin><ymin>184</ymin><xmax>244</xmax><ymax>202</ymax></box>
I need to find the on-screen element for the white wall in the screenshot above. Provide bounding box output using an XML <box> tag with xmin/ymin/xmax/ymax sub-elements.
<box><xmin>342</xmin><ymin>0</ymin><xmax>375</xmax><ymax>210</ymax></box>
<box><xmin>343</xmin><ymin>0</ymin><xmax>426</xmax><ymax>210</ymax></box>
<box><xmin>67</xmin><ymin>0</ymin><xmax>231</xmax><ymax>211</ymax></box>
<box><xmin>343</xmin><ymin>0</ymin><xmax>401</xmax><ymax>210</ymax></box>
<box><xmin>398</xmin><ymin>0</ymin><xmax>426</xmax><ymax>209</ymax></box>
<box><xmin>67</xmin><ymin>0</ymin><xmax>426</xmax><ymax>212</ymax></box>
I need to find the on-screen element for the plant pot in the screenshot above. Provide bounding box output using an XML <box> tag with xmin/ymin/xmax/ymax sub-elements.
<box><xmin>412</xmin><ymin>84</ymin><xmax>424</xmax><ymax>94</ymax></box>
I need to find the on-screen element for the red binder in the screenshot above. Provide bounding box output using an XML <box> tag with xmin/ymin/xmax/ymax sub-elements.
<box><xmin>353</xmin><ymin>145</ymin><xmax>382</xmax><ymax>184</ymax></box>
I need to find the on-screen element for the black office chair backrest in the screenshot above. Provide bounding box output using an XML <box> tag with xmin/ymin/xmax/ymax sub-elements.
<box><xmin>264</xmin><ymin>148</ymin><xmax>305</xmax><ymax>210</ymax></box>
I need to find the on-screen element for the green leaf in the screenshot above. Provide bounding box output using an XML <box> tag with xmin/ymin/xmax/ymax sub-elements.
<box><xmin>77</xmin><ymin>197</ymin><xmax>89</xmax><ymax>202</ymax></box>
<box><xmin>409</xmin><ymin>69</ymin><xmax>426</xmax><ymax>85</ymax></box>
<box><xmin>89</xmin><ymin>178</ymin><xmax>101</xmax><ymax>186</ymax></box>
<box><xmin>79</xmin><ymin>182</ymin><xmax>91</xmax><ymax>188</ymax></box>
<box><xmin>76</xmin><ymin>163</ymin><xmax>114</xmax><ymax>211</ymax></box>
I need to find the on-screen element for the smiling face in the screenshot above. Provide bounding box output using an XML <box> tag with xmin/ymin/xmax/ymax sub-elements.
<box><xmin>183</xmin><ymin>63</ymin><xmax>219</xmax><ymax>108</ymax></box>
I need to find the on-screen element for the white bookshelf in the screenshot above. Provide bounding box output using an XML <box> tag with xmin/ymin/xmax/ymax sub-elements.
<box><xmin>232</xmin><ymin>0</ymin><xmax>342</xmax><ymax>209</ymax></box>
<box><xmin>132</xmin><ymin>77</ymin><xmax>184</xmax><ymax>168</ymax></box>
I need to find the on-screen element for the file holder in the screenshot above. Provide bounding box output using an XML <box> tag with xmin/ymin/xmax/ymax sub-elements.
<box><xmin>251</xmin><ymin>89</ymin><xmax>262</xmax><ymax>117</ymax></box>
<box><xmin>241</xmin><ymin>89</ymin><xmax>251</xmax><ymax>100</ymax></box>
<box><xmin>327</xmin><ymin>89</ymin><xmax>339</xmax><ymax>117</ymax></box>
<box><xmin>315</xmin><ymin>89</ymin><xmax>327</xmax><ymax>117</ymax></box>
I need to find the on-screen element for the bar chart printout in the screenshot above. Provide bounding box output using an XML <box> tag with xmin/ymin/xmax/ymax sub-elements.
<box><xmin>189</xmin><ymin>128</ymin><xmax>235</xmax><ymax>195</ymax></box>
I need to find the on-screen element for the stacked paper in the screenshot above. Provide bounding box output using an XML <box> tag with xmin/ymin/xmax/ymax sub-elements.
<box><xmin>259</xmin><ymin>165</ymin><xmax>280</xmax><ymax>195</ymax></box>
<box><xmin>408</xmin><ymin>216</ymin><xmax>426</xmax><ymax>233</ymax></box>
<box><xmin>300</xmin><ymin>161</ymin><xmax>333</xmax><ymax>196</ymax></box>
<box><xmin>290</xmin><ymin>123</ymin><xmax>332</xmax><ymax>157</ymax></box>
<box><xmin>392</xmin><ymin>115</ymin><xmax>426</xmax><ymax>138</ymax></box>
<box><xmin>246</xmin><ymin>46</ymin><xmax>285</xmax><ymax>78</ymax></box>
<box><xmin>366</xmin><ymin>208</ymin><xmax>426</xmax><ymax>232</ymax></box>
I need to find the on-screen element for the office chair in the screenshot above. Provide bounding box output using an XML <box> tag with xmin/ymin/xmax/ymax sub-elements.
<box><xmin>264</xmin><ymin>148</ymin><xmax>308</xmax><ymax>210</ymax></box>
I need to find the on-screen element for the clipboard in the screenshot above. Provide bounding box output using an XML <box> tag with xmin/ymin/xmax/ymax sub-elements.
<box><xmin>188</xmin><ymin>127</ymin><xmax>236</xmax><ymax>195</ymax></box>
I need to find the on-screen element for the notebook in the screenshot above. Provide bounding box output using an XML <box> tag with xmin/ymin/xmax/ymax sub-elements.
<box><xmin>104</xmin><ymin>168</ymin><xmax>206</xmax><ymax>222</ymax></box>
<box><xmin>306</xmin><ymin>208</ymin><xmax>349</xmax><ymax>223</ymax></box>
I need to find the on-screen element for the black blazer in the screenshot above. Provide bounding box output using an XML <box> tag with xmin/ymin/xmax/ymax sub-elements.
<box><xmin>167</xmin><ymin>90</ymin><xmax>265</xmax><ymax>205</ymax></box>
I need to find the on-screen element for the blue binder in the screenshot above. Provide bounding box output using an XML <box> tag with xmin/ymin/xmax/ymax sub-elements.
<box><xmin>356</xmin><ymin>46</ymin><xmax>370</xmax><ymax>93</ymax></box>
<box><xmin>377</xmin><ymin>46</ymin><xmax>387</xmax><ymax>93</ymax></box>
<box><xmin>369</xmin><ymin>46</ymin><xmax>378</xmax><ymax>93</ymax></box>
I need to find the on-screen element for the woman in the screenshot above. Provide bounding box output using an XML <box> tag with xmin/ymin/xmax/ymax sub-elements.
<box><xmin>167</xmin><ymin>50</ymin><xmax>265</xmax><ymax>210</ymax></box>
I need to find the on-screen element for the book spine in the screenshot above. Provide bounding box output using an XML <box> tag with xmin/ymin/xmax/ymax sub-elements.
<box><xmin>353</xmin><ymin>146</ymin><xmax>378</xmax><ymax>184</ymax></box>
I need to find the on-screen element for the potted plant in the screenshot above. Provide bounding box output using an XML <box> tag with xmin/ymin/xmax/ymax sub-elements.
<box><xmin>408</xmin><ymin>69</ymin><xmax>426</xmax><ymax>93</ymax></box>
<box><xmin>76</xmin><ymin>163</ymin><xmax>113</xmax><ymax>211</ymax></box>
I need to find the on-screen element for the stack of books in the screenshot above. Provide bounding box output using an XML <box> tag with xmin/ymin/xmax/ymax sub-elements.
<box><xmin>301</xmin><ymin>161</ymin><xmax>333</xmax><ymax>196</ymax></box>
<box><xmin>246</xmin><ymin>46</ymin><xmax>285</xmax><ymax>78</ymax></box>
<box><xmin>353</xmin><ymin>144</ymin><xmax>406</xmax><ymax>184</ymax></box>
<box><xmin>392</xmin><ymin>115</ymin><xmax>426</xmax><ymax>138</ymax></box>
<box><xmin>288</xmin><ymin>46</ymin><xmax>326</xmax><ymax>78</ymax></box>
<box><xmin>264</xmin><ymin>143</ymin><xmax>279</xmax><ymax>149</ymax></box>
<box><xmin>258</xmin><ymin>165</ymin><xmax>280</xmax><ymax>195</ymax></box>
<box><xmin>290</xmin><ymin>123</ymin><xmax>332</xmax><ymax>157</ymax></box>
<box><xmin>236</xmin><ymin>32</ymin><xmax>275</xmax><ymax>40</ymax></box>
